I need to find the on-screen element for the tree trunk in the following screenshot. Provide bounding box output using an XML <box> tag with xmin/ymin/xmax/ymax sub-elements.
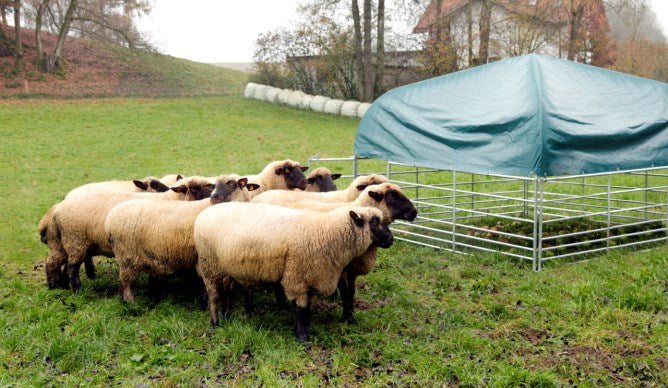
<box><xmin>478</xmin><ymin>0</ymin><xmax>492</xmax><ymax>65</ymax></box>
<box><xmin>12</xmin><ymin>0</ymin><xmax>22</xmax><ymax>72</ymax></box>
<box><xmin>35</xmin><ymin>0</ymin><xmax>48</xmax><ymax>70</ymax></box>
<box><xmin>0</xmin><ymin>23</ymin><xmax>13</xmax><ymax>57</ymax></box>
<box><xmin>53</xmin><ymin>0</ymin><xmax>77</xmax><ymax>71</ymax></box>
<box><xmin>373</xmin><ymin>0</ymin><xmax>384</xmax><ymax>98</ymax></box>
<box><xmin>351</xmin><ymin>0</ymin><xmax>364</xmax><ymax>101</ymax></box>
<box><xmin>467</xmin><ymin>0</ymin><xmax>474</xmax><ymax>66</ymax></box>
<box><xmin>567</xmin><ymin>4</ymin><xmax>584</xmax><ymax>61</ymax></box>
<box><xmin>362</xmin><ymin>0</ymin><xmax>373</xmax><ymax>101</ymax></box>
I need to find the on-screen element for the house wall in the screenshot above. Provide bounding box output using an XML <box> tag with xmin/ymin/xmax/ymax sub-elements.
<box><xmin>445</xmin><ymin>0</ymin><xmax>567</xmax><ymax>68</ymax></box>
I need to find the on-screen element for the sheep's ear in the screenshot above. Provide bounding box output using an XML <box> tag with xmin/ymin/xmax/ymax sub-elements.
<box><xmin>331</xmin><ymin>174</ymin><xmax>342</xmax><ymax>180</ymax></box>
<box><xmin>176</xmin><ymin>174</ymin><xmax>183</xmax><ymax>180</ymax></box>
<box><xmin>368</xmin><ymin>190</ymin><xmax>384</xmax><ymax>202</ymax></box>
<box><xmin>133</xmin><ymin>180</ymin><xmax>149</xmax><ymax>191</ymax></box>
<box><xmin>356</xmin><ymin>184</ymin><xmax>368</xmax><ymax>192</ymax></box>
<box><xmin>275</xmin><ymin>167</ymin><xmax>283</xmax><ymax>175</ymax></box>
<box><xmin>237</xmin><ymin>178</ymin><xmax>248</xmax><ymax>188</ymax></box>
<box><xmin>349</xmin><ymin>210</ymin><xmax>365</xmax><ymax>227</ymax></box>
<box><xmin>299</xmin><ymin>166</ymin><xmax>309</xmax><ymax>172</ymax></box>
<box><xmin>246</xmin><ymin>183</ymin><xmax>260</xmax><ymax>192</ymax></box>
<box><xmin>171</xmin><ymin>185</ymin><xmax>187</xmax><ymax>193</ymax></box>
<box><xmin>149</xmin><ymin>180</ymin><xmax>170</xmax><ymax>192</ymax></box>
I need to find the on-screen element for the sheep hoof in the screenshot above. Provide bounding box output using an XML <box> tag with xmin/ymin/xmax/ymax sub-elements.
<box><xmin>295</xmin><ymin>332</ymin><xmax>308</xmax><ymax>343</ymax></box>
<box><xmin>342</xmin><ymin>315</ymin><xmax>356</xmax><ymax>325</ymax></box>
<box><xmin>210</xmin><ymin>318</ymin><xmax>219</xmax><ymax>328</ymax></box>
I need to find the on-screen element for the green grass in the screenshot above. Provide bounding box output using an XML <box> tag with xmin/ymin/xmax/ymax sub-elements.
<box><xmin>0</xmin><ymin>97</ymin><xmax>666</xmax><ymax>385</ymax></box>
<box><xmin>109</xmin><ymin>45</ymin><xmax>249</xmax><ymax>96</ymax></box>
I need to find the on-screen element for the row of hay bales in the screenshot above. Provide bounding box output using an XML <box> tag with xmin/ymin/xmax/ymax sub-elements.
<box><xmin>244</xmin><ymin>83</ymin><xmax>372</xmax><ymax>119</ymax></box>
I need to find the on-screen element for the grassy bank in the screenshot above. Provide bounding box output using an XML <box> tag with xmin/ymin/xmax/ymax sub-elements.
<box><xmin>0</xmin><ymin>97</ymin><xmax>665</xmax><ymax>385</ymax></box>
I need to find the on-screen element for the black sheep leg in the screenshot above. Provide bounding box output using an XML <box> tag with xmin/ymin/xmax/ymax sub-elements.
<box><xmin>340</xmin><ymin>271</ymin><xmax>359</xmax><ymax>324</ymax></box>
<box><xmin>244</xmin><ymin>287</ymin><xmax>255</xmax><ymax>314</ymax></box>
<box><xmin>67</xmin><ymin>262</ymin><xmax>82</xmax><ymax>293</ymax></box>
<box><xmin>294</xmin><ymin>303</ymin><xmax>311</xmax><ymax>342</ymax></box>
<box><xmin>84</xmin><ymin>255</ymin><xmax>96</xmax><ymax>279</ymax></box>
<box><xmin>221</xmin><ymin>276</ymin><xmax>235</xmax><ymax>319</ymax></box>
<box><xmin>273</xmin><ymin>283</ymin><xmax>287</xmax><ymax>308</ymax></box>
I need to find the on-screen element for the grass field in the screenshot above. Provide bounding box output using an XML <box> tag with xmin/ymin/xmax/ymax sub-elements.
<box><xmin>0</xmin><ymin>96</ymin><xmax>666</xmax><ymax>386</ymax></box>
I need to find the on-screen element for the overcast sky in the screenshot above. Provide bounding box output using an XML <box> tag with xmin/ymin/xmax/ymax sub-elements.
<box><xmin>138</xmin><ymin>0</ymin><xmax>668</xmax><ymax>63</ymax></box>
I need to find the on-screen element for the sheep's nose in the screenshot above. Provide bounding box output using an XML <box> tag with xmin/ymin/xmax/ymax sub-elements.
<box><xmin>210</xmin><ymin>193</ymin><xmax>222</xmax><ymax>204</ymax></box>
<box><xmin>407</xmin><ymin>209</ymin><xmax>418</xmax><ymax>221</ymax></box>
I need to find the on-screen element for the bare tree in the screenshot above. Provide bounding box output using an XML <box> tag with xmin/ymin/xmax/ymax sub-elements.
<box><xmin>477</xmin><ymin>0</ymin><xmax>492</xmax><ymax>64</ymax></box>
<box><xmin>13</xmin><ymin>0</ymin><xmax>23</xmax><ymax>72</ymax></box>
<box><xmin>373</xmin><ymin>0</ymin><xmax>384</xmax><ymax>96</ymax></box>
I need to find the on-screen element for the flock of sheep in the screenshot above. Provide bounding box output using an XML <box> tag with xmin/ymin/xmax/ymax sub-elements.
<box><xmin>38</xmin><ymin>160</ymin><xmax>417</xmax><ymax>341</ymax></box>
<box><xmin>244</xmin><ymin>83</ymin><xmax>372</xmax><ymax>118</ymax></box>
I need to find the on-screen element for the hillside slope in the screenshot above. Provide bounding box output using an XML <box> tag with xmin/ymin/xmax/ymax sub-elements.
<box><xmin>0</xmin><ymin>26</ymin><xmax>248</xmax><ymax>98</ymax></box>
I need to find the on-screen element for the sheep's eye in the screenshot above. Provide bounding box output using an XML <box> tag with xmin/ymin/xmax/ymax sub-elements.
<box><xmin>317</xmin><ymin>176</ymin><xmax>322</xmax><ymax>180</ymax></box>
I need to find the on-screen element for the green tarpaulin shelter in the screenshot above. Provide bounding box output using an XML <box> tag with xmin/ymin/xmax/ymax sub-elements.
<box><xmin>355</xmin><ymin>54</ymin><xmax>668</xmax><ymax>177</ymax></box>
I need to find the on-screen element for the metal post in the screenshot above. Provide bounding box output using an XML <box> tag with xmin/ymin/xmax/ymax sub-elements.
<box><xmin>353</xmin><ymin>155</ymin><xmax>359</xmax><ymax>179</ymax></box>
<box><xmin>387</xmin><ymin>161</ymin><xmax>391</xmax><ymax>181</ymax></box>
<box><xmin>607</xmin><ymin>174</ymin><xmax>611</xmax><ymax>251</ymax></box>
<box><xmin>537</xmin><ymin>177</ymin><xmax>544</xmax><ymax>271</ymax></box>
<box><xmin>644</xmin><ymin>170</ymin><xmax>649</xmax><ymax>221</ymax></box>
<box><xmin>523</xmin><ymin>179</ymin><xmax>528</xmax><ymax>217</ymax></box>
<box><xmin>581</xmin><ymin>176</ymin><xmax>585</xmax><ymax>210</ymax></box>
<box><xmin>471</xmin><ymin>173</ymin><xmax>475</xmax><ymax>212</ymax></box>
<box><xmin>452</xmin><ymin>170</ymin><xmax>457</xmax><ymax>252</ymax></box>
<box><xmin>532</xmin><ymin>176</ymin><xmax>539</xmax><ymax>271</ymax></box>
<box><xmin>415</xmin><ymin>165</ymin><xmax>420</xmax><ymax>202</ymax></box>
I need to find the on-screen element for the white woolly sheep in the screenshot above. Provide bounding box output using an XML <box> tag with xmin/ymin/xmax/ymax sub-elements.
<box><xmin>194</xmin><ymin>203</ymin><xmax>394</xmax><ymax>341</ymax></box>
<box><xmin>305</xmin><ymin>167</ymin><xmax>341</xmax><ymax>192</ymax></box>
<box><xmin>323</xmin><ymin>99</ymin><xmax>344</xmax><ymax>115</ymax></box>
<box><xmin>41</xmin><ymin>173</ymin><xmax>184</xmax><ymax>286</ymax></box>
<box><xmin>309</xmin><ymin>95</ymin><xmax>330</xmax><ymax>113</ymax></box>
<box><xmin>244</xmin><ymin>83</ymin><xmax>257</xmax><ymax>99</ymax></box>
<box><xmin>252</xmin><ymin>174</ymin><xmax>388</xmax><ymax>204</ymax></box>
<box><xmin>340</xmin><ymin>100</ymin><xmax>361</xmax><ymax>117</ymax></box>
<box><xmin>248</xmin><ymin>182</ymin><xmax>418</xmax><ymax>322</ymax></box>
<box><xmin>235</xmin><ymin>159</ymin><xmax>309</xmax><ymax>200</ymax></box>
<box><xmin>106</xmin><ymin>175</ymin><xmax>257</xmax><ymax>303</ymax></box>
<box><xmin>65</xmin><ymin>174</ymin><xmax>184</xmax><ymax>199</ymax></box>
<box><xmin>357</xmin><ymin>102</ymin><xmax>372</xmax><ymax>118</ymax></box>
<box><xmin>53</xmin><ymin>176</ymin><xmax>216</xmax><ymax>293</ymax></box>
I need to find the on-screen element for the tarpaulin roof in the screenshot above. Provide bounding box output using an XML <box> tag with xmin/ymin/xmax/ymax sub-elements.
<box><xmin>354</xmin><ymin>54</ymin><xmax>668</xmax><ymax>177</ymax></box>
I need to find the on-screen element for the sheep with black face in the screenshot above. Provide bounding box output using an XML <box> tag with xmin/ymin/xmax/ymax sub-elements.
<box><xmin>106</xmin><ymin>174</ymin><xmax>258</xmax><ymax>303</ymax></box>
<box><xmin>194</xmin><ymin>203</ymin><xmax>394</xmax><ymax>342</ymax></box>
<box><xmin>52</xmin><ymin>176</ymin><xmax>215</xmax><ymax>293</ymax></box>
<box><xmin>304</xmin><ymin>167</ymin><xmax>341</xmax><ymax>192</ymax></box>
<box><xmin>213</xmin><ymin>160</ymin><xmax>308</xmax><ymax>201</ymax></box>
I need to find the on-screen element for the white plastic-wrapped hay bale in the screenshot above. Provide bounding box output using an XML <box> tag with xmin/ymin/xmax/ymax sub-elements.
<box><xmin>253</xmin><ymin>84</ymin><xmax>268</xmax><ymax>101</ymax></box>
<box><xmin>277</xmin><ymin>89</ymin><xmax>290</xmax><ymax>105</ymax></box>
<box><xmin>244</xmin><ymin>83</ymin><xmax>257</xmax><ymax>99</ymax></box>
<box><xmin>357</xmin><ymin>102</ymin><xmax>372</xmax><ymax>118</ymax></box>
<box><xmin>264</xmin><ymin>87</ymin><xmax>280</xmax><ymax>103</ymax></box>
<box><xmin>309</xmin><ymin>95</ymin><xmax>329</xmax><ymax>113</ymax></box>
<box><xmin>323</xmin><ymin>99</ymin><xmax>344</xmax><ymax>115</ymax></box>
<box><xmin>340</xmin><ymin>100</ymin><xmax>362</xmax><ymax>117</ymax></box>
<box><xmin>299</xmin><ymin>94</ymin><xmax>314</xmax><ymax>110</ymax></box>
<box><xmin>287</xmin><ymin>90</ymin><xmax>305</xmax><ymax>107</ymax></box>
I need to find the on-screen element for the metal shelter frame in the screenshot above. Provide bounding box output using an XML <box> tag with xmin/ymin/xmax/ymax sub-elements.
<box><xmin>308</xmin><ymin>155</ymin><xmax>668</xmax><ymax>271</ymax></box>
